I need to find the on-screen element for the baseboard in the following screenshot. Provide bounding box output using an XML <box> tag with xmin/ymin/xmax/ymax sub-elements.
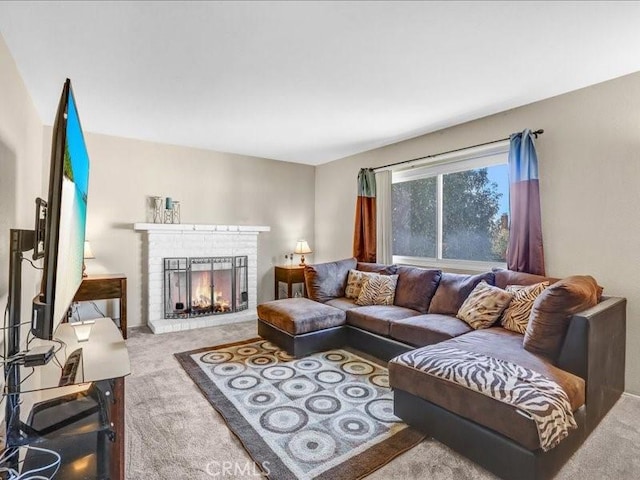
<box><xmin>622</xmin><ymin>391</ymin><xmax>640</xmax><ymax>400</ymax></box>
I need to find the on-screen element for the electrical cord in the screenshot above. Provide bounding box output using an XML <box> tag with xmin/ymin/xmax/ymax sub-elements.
<box><xmin>89</xmin><ymin>301</ymin><xmax>106</xmax><ymax>318</ymax></box>
<box><xmin>20</xmin><ymin>257</ymin><xmax>42</xmax><ymax>271</ymax></box>
<box><xmin>0</xmin><ymin>445</ymin><xmax>61</xmax><ymax>480</ymax></box>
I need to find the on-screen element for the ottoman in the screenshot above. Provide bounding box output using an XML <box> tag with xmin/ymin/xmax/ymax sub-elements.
<box><xmin>257</xmin><ymin>298</ymin><xmax>347</xmax><ymax>357</ymax></box>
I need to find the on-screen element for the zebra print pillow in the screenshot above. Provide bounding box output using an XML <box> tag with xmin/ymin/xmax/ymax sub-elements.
<box><xmin>456</xmin><ymin>281</ymin><xmax>514</xmax><ymax>329</ymax></box>
<box><xmin>501</xmin><ymin>282</ymin><xmax>549</xmax><ymax>334</ymax></box>
<box><xmin>345</xmin><ymin>269</ymin><xmax>378</xmax><ymax>299</ymax></box>
<box><xmin>355</xmin><ymin>274</ymin><xmax>398</xmax><ymax>306</ymax></box>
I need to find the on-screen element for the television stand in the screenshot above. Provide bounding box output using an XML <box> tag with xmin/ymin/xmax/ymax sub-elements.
<box><xmin>2</xmin><ymin>318</ymin><xmax>129</xmax><ymax>480</ymax></box>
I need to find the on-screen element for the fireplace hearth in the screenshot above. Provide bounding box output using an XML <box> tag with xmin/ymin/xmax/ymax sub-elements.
<box><xmin>164</xmin><ymin>256</ymin><xmax>249</xmax><ymax>319</ymax></box>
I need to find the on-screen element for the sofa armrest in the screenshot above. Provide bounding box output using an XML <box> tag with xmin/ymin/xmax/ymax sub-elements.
<box><xmin>557</xmin><ymin>296</ymin><xmax>626</xmax><ymax>432</ymax></box>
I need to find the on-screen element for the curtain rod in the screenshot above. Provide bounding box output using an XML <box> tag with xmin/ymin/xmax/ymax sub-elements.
<box><xmin>372</xmin><ymin>129</ymin><xmax>544</xmax><ymax>172</ymax></box>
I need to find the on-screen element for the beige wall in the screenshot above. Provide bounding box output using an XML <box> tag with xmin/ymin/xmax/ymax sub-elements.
<box><xmin>315</xmin><ymin>72</ymin><xmax>640</xmax><ymax>395</ymax></box>
<box><xmin>0</xmin><ymin>34</ymin><xmax>44</xmax><ymax>397</ymax></box>
<box><xmin>40</xmin><ymin>128</ymin><xmax>316</xmax><ymax>328</ymax></box>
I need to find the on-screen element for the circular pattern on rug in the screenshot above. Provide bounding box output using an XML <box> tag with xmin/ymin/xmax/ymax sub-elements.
<box><xmin>293</xmin><ymin>358</ymin><xmax>322</xmax><ymax>371</ymax></box>
<box><xmin>259</xmin><ymin>340</ymin><xmax>279</xmax><ymax>351</ymax></box>
<box><xmin>280</xmin><ymin>377</ymin><xmax>317</xmax><ymax>397</ymax></box>
<box><xmin>305</xmin><ymin>395</ymin><xmax>341</xmax><ymax>415</ymax></box>
<box><xmin>341</xmin><ymin>361</ymin><xmax>375</xmax><ymax>375</ymax></box>
<box><xmin>245</xmin><ymin>390</ymin><xmax>278</xmax><ymax>408</ymax></box>
<box><xmin>335</xmin><ymin>382</ymin><xmax>376</xmax><ymax>403</ymax></box>
<box><xmin>261</xmin><ymin>365</ymin><xmax>296</xmax><ymax>381</ymax></box>
<box><xmin>228</xmin><ymin>375</ymin><xmax>261</xmax><ymax>390</ymax></box>
<box><xmin>314</xmin><ymin>370</ymin><xmax>346</xmax><ymax>385</ymax></box>
<box><xmin>260</xmin><ymin>406</ymin><xmax>308</xmax><ymax>434</ymax></box>
<box><xmin>369</xmin><ymin>374</ymin><xmax>390</xmax><ymax>388</ymax></box>
<box><xmin>200</xmin><ymin>351</ymin><xmax>233</xmax><ymax>364</ymax></box>
<box><xmin>332</xmin><ymin>414</ymin><xmax>375</xmax><ymax>440</ymax></box>
<box><xmin>276</xmin><ymin>350</ymin><xmax>296</xmax><ymax>361</ymax></box>
<box><xmin>236</xmin><ymin>346</ymin><xmax>260</xmax><ymax>356</ymax></box>
<box><xmin>212</xmin><ymin>362</ymin><xmax>246</xmax><ymax>376</ymax></box>
<box><xmin>365</xmin><ymin>399</ymin><xmax>398</xmax><ymax>423</ymax></box>
<box><xmin>247</xmin><ymin>355</ymin><xmax>278</xmax><ymax>368</ymax></box>
<box><xmin>323</xmin><ymin>352</ymin><xmax>347</xmax><ymax>363</ymax></box>
<box><xmin>287</xmin><ymin>430</ymin><xmax>336</xmax><ymax>462</ymax></box>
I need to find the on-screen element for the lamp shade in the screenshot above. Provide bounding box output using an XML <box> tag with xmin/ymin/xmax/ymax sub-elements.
<box><xmin>83</xmin><ymin>241</ymin><xmax>96</xmax><ymax>259</ymax></box>
<box><xmin>294</xmin><ymin>240</ymin><xmax>312</xmax><ymax>255</ymax></box>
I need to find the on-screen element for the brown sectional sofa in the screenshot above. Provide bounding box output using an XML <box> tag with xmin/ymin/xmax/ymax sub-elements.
<box><xmin>256</xmin><ymin>258</ymin><xmax>626</xmax><ymax>480</ymax></box>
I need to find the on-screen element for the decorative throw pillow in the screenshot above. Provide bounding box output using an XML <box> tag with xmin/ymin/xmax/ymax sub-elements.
<box><xmin>428</xmin><ymin>272</ymin><xmax>495</xmax><ymax>315</ymax></box>
<box><xmin>456</xmin><ymin>281</ymin><xmax>514</xmax><ymax>330</ymax></box>
<box><xmin>500</xmin><ymin>282</ymin><xmax>549</xmax><ymax>334</ymax></box>
<box><xmin>524</xmin><ymin>275</ymin><xmax>601</xmax><ymax>359</ymax></box>
<box><xmin>345</xmin><ymin>269</ymin><xmax>378</xmax><ymax>299</ymax></box>
<box><xmin>355</xmin><ymin>274</ymin><xmax>399</xmax><ymax>306</ymax></box>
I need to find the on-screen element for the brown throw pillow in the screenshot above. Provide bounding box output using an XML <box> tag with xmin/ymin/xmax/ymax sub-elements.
<box><xmin>345</xmin><ymin>269</ymin><xmax>378</xmax><ymax>299</ymax></box>
<box><xmin>355</xmin><ymin>274</ymin><xmax>399</xmax><ymax>306</ymax></box>
<box><xmin>356</xmin><ymin>262</ymin><xmax>398</xmax><ymax>275</ymax></box>
<box><xmin>492</xmin><ymin>268</ymin><xmax>558</xmax><ymax>290</ymax></box>
<box><xmin>304</xmin><ymin>258</ymin><xmax>357</xmax><ymax>303</ymax></box>
<box><xmin>456</xmin><ymin>281</ymin><xmax>514</xmax><ymax>330</ymax></box>
<box><xmin>500</xmin><ymin>282</ymin><xmax>549</xmax><ymax>334</ymax></box>
<box><xmin>524</xmin><ymin>275</ymin><xmax>601</xmax><ymax>359</ymax></box>
<box><xmin>428</xmin><ymin>272</ymin><xmax>495</xmax><ymax>315</ymax></box>
<box><xmin>393</xmin><ymin>266</ymin><xmax>442</xmax><ymax>314</ymax></box>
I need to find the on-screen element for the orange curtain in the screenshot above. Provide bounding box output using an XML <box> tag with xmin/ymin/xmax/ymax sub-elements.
<box><xmin>353</xmin><ymin>168</ymin><xmax>377</xmax><ymax>262</ymax></box>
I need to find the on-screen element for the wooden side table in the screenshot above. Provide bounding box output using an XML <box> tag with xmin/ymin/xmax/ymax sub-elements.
<box><xmin>274</xmin><ymin>265</ymin><xmax>306</xmax><ymax>300</ymax></box>
<box><xmin>73</xmin><ymin>274</ymin><xmax>128</xmax><ymax>339</ymax></box>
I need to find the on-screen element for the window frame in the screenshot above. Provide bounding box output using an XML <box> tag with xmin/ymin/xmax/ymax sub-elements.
<box><xmin>390</xmin><ymin>142</ymin><xmax>510</xmax><ymax>272</ymax></box>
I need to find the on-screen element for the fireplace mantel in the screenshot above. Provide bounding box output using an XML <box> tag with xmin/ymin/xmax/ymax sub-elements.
<box><xmin>134</xmin><ymin>223</ymin><xmax>269</xmax><ymax>333</ymax></box>
<box><xmin>133</xmin><ymin>223</ymin><xmax>270</xmax><ymax>233</ymax></box>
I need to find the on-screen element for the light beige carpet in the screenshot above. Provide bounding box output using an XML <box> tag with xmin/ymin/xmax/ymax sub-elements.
<box><xmin>125</xmin><ymin>321</ymin><xmax>640</xmax><ymax>479</ymax></box>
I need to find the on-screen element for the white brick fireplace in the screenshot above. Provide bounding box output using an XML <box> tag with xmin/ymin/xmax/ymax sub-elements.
<box><xmin>134</xmin><ymin>223</ymin><xmax>270</xmax><ymax>333</ymax></box>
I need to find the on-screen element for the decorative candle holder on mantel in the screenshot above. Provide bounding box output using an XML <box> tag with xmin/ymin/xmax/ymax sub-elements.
<box><xmin>171</xmin><ymin>201</ymin><xmax>181</xmax><ymax>224</ymax></box>
<box><xmin>152</xmin><ymin>196</ymin><xmax>164</xmax><ymax>223</ymax></box>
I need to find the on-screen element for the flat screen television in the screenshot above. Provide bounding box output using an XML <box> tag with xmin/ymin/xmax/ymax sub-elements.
<box><xmin>32</xmin><ymin>79</ymin><xmax>90</xmax><ymax>340</ymax></box>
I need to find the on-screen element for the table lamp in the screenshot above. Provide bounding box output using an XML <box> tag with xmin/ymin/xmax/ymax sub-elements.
<box><xmin>83</xmin><ymin>240</ymin><xmax>95</xmax><ymax>277</ymax></box>
<box><xmin>294</xmin><ymin>240</ymin><xmax>312</xmax><ymax>266</ymax></box>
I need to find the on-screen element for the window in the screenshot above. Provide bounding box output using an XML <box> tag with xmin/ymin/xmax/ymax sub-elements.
<box><xmin>391</xmin><ymin>147</ymin><xmax>509</xmax><ymax>267</ymax></box>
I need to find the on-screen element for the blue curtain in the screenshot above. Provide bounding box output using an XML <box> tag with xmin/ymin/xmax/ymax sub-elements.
<box><xmin>507</xmin><ymin>129</ymin><xmax>545</xmax><ymax>275</ymax></box>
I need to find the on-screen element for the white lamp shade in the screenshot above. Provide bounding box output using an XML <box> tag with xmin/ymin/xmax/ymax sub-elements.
<box><xmin>83</xmin><ymin>241</ymin><xmax>96</xmax><ymax>259</ymax></box>
<box><xmin>294</xmin><ymin>240</ymin><xmax>312</xmax><ymax>254</ymax></box>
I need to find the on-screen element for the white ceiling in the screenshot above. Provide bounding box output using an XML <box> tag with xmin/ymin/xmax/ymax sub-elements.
<box><xmin>1</xmin><ymin>1</ymin><xmax>640</xmax><ymax>165</ymax></box>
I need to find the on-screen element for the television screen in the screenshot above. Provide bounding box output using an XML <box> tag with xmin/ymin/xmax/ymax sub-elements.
<box><xmin>32</xmin><ymin>79</ymin><xmax>90</xmax><ymax>339</ymax></box>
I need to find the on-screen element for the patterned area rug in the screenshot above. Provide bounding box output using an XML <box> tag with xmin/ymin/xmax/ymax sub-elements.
<box><xmin>175</xmin><ymin>338</ymin><xmax>425</xmax><ymax>480</ymax></box>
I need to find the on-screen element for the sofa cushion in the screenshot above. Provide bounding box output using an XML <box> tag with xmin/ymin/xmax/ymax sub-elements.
<box><xmin>492</xmin><ymin>267</ymin><xmax>558</xmax><ymax>290</ymax></box>
<box><xmin>304</xmin><ymin>257</ymin><xmax>357</xmax><ymax>303</ymax></box>
<box><xmin>456</xmin><ymin>281</ymin><xmax>514</xmax><ymax>329</ymax></box>
<box><xmin>389</xmin><ymin>327</ymin><xmax>585</xmax><ymax>450</ymax></box>
<box><xmin>390</xmin><ymin>314</ymin><xmax>473</xmax><ymax>347</ymax></box>
<box><xmin>428</xmin><ymin>272</ymin><xmax>495</xmax><ymax>315</ymax></box>
<box><xmin>355</xmin><ymin>274</ymin><xmax>398</xmax><ymax>306</ymax></box>
<box><xmin>501</xmin><ymin>281</ymin><xmax>549</xmax><ymax>334</ymax></box>
<box><xmin>324</xmin><ymin>297</ymin><xmax>359</xmax><ymax>311</ymax></box>
<box><xmin>393</xmin><ymin>266</ymin><xmax>442</xmax><ymax>314</ymax></box>
<box><xmin>257</xmin><ymin>298</ymin><xmax>346</xmax><ymax>335</ymax></box>
<box><xmin>357</xmin><ymin>262</ymin><xmax>398</xmax><ymax>275</ymax></box>
<box><xmin>345</xmin><ymin>269</ymin><xmax>378</xmax><ymax>299</ymax></box>
<box><xmin>346</xmin><ymin>305</ymin><xmax>421</xmax><ymax>337</ymax></box>
<box><xmin>524</xmin><ymin>275</ymin><xmax>601</xmax><ymax>360</ymax></box>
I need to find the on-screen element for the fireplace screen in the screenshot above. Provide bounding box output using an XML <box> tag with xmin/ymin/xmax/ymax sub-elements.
<box><xmin>164</xmin><ymin>256</ymin><xmax>248</xmax><ymax>319</ymax></box>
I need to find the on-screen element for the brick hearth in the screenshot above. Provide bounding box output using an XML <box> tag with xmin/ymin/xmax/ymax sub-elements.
<box><xmin>134</xmin><ymin>223</ymin><xmax>270</xmax><ymax>333</ymax></box>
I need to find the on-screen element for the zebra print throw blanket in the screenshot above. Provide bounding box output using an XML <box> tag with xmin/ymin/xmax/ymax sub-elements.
<box><xmin>392</xmin><ymin>345</ymin><xmax>577</xmax><ymax>451</ymax></box>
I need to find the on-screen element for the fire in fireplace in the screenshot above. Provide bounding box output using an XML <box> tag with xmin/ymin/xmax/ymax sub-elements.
<box><xmin>163</xmin><ymin>256</ymin><xmax>248</xmax><ymax>319</ymax></box>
